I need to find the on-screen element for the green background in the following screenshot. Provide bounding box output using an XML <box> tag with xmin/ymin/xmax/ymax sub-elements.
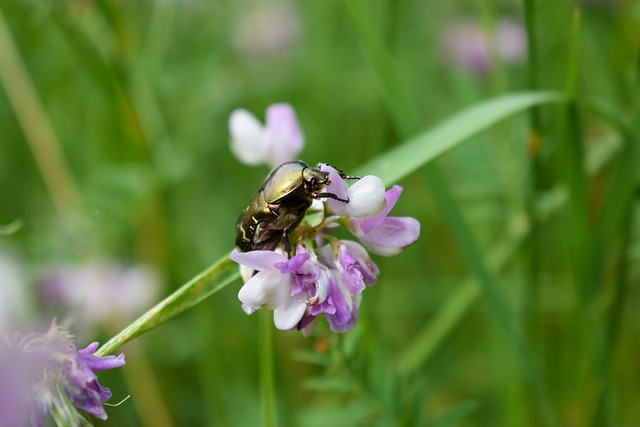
<box><xmin>1</xmin><ymin>0</ymin><xmax>639</xmax><ymax>426</ymax></box>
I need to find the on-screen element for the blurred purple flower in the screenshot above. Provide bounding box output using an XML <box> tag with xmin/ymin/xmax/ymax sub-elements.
<box><xmin>41</xmin><ymin>262</ymin><xmax>161</xmax><ymax>331</ymax></box>
<box><xmin>229</xmin><ymin>103</ymin><xmax>304</xmax><ymax>168</ymax></box>
<box><xmin>440</xmin><ymin>19</ymin><xmax>527</xmax><ymax>75</ymax></box>
<box><xmin>0</xmin><ymin>320</ymin><xmax>125</xmax><ymax>426</ymax></box>
<box><xmin>230</xmin><ymin>166</ymin><xmax>419</xmax><ymax>334</ymax></box>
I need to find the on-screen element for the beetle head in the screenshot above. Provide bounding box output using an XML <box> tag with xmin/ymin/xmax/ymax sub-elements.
<box><xmin>302</xmin><ymin>167</ymin><xmax>330</xmax><ymax>193</ymax></box>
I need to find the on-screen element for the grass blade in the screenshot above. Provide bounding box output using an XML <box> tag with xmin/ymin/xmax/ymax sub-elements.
<box><xmin>356</xmin><ymin>91</ymin><xmax>564</xmax><ymax>183</ymax></box>
<box><xmin>96</xmin><ymin>254</ymin><xmax>239</xmax><ymax>356</ymax></box>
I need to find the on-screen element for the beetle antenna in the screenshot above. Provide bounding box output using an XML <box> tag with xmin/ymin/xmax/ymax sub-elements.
<box><xmin>339</xmin><ymin>174</ymin><xmax>361</xmax><ymax>180</ymax></box>
<box><xmin>314</xmin><ymin>192</ymin><xmax>349</xmax><ymax>203</ymax></box>
<box><xmin>317</xmin><ymin>163</ymin><xmax>361</xmax><ymax>180</ymax></box>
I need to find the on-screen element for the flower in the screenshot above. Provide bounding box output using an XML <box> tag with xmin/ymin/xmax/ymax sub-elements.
<box><xmin>230</xmin><ymin>165</ymin><xmax>419</xmax><ymax>333</ymax></box>
<box><xmin>439</xmin><ymin>19</ymin><xmax>527</xmax><ymax>75</ymax></box>
<box><xmin>0</xmin><ymin>320</ymin><xmax>125</xmax><ymax>426</ymax></box>
<box><xmin>319</xmin><ymin>164</ymin><xmax>387</xmax><ymax>218</ymax></box>
<box><xmin>229</xmin><ymin>103</ymin><xmax>304</xmax><ymax>168</ymax></box>
<box><xmin>348</xmin><ymin>185</ymin><xmax>421</xmax><ymax>256</ymax></box>
<box><xmin>41</xmin><ymin>262</ymin><xmax>161</xmax><ymax>333</ymax></box>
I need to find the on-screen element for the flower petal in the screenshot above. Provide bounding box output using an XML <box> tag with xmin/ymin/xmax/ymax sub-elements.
<box><xmin>344</xmin><ymin>175</ymin><xmax>387</xmax><ymax>218</ymax></box>
<box><xmin>229</xmin><ymin>249</ymin><xmax>288</xmax><ymax>271</ymax></box>
<box><xmin>265</xmin><ymin>103</ymin><xmax>304</xmax><ymax>166</ymax></box>
<box><xmin>78</xmin><ymin>344</ymin><xmax>126</xmax><ymax>372</ymax></box>
<box><xmin>238</xmin><ymin>270</ymin><xmax>290</xmax><ymax>309</ymax></box>
<box><xmin>355</xmin><ymin>185</ymin><xmax>403</xmax><ymax>233</ymax></box>
<box><xmin>229</xmin><ymin>108</ymin><xmax>268</xmax><ymax>165</ymax></box>
<box><xmin>357</xmin><ymin>217</ymin><xmax>420</xmax><ymax>256</ymax></box>
<box><xmin>337</xmin><ymin>245</ymin><xmax>365</xmax><ymax>294</ymax></box>
<box><xmin>273</xmin><ymin>295</ymin><xmax>307</xmax><ymax>330</ymax></box>
<box><xmin>319</xmin><ymin>164</ymin><xmax>349</xmax><ymax>215</ymax></box>
<box><xmin>341</xmin><ymin>240</ymin><xmax>380</xmax><ymax>285</ymax></box>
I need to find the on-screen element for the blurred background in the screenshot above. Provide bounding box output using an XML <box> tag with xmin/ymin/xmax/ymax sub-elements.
<box><xmin>1</xmin><ymin>0</ymin><xmax>639</xmax><ymax>426</ymax></box>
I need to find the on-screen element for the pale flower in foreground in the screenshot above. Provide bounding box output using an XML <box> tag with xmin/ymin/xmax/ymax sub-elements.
<box><xmin>0</xmin><ymin>320</ymin><xmax>125</xmax><ymax>426</ymax></box>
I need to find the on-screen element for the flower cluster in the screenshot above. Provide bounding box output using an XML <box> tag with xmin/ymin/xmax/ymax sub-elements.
<box><xmin>0</xmin><ymin>320</ymin><xmax>125</xmax><ymax>426</ymax></box>
<box><xmin>230</xmin><ymin>164</ymin><xmax>420</xmax><ymax>334</ymax></box>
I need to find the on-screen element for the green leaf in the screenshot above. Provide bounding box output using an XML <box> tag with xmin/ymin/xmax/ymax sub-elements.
<box><xmin>356</xmin><ymin>91</ymin><xmax>565</xmax><ymax>184</ymax></box>
<box><xmin>95</xmin><ymin>254</ymin><xmax>239</xmax><ymax>356</ymax></box>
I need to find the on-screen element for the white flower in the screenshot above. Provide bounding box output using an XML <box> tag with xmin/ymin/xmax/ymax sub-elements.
<box><xmin>343</xmin><ymin>175</ymin><xmax>387</xmax><ymax>218</ymax></box>
<box><xmin>229</xmin><ymin>103</ymin><xmax>304</xmax><ymax>168</ymax></box>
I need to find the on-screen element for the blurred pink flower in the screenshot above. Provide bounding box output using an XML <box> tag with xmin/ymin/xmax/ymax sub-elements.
<box><xmin>440</xmin><ymin>19</ymin><xmax>527</xmax><ymax>75</ymax></box>
<box><xmin>41</xmin><ymin>262</ymin><xmax>161</xmax><ymax>329</ymax></box>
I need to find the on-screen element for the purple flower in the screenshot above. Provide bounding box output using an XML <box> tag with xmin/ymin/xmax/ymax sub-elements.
<box><xmin>230</xmin><ymin>164</ymin><xmax>418</xmax><ymax>334</ymax></box>
<box><xmin>231</xmin><ymin>240</ymin><xmax>381</xmax><ymax>334</ymax></box>
<box><xmin>230</xmin><ymin>249</ymin><xmax>309</xmax><ymax>329</ymax></box>
<box><xmin>440</xmin><ymin>19</ymin><xmax>527</xmax><ymax>76</ymax></box>
<box><xmin>320</xmin><ymin>164</ymin><xmax>387</xmax><ymax>218</ymax></box>
<box><xmin>349</xmin><ymin>186</ymin><xmax>421</xmax><ymax>256</ymax></box>
<box><xmin>0</xmin><ymin>320</ymin><xmax>125</xmax><ymax>426</ymax></box>
<box><xmin>229</xmin><ymin>103</ymin><xmax>304</xmax><ymax>168</ymax></box>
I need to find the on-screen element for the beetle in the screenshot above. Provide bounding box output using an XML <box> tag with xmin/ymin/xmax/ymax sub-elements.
<box><xmin>236</xmin><ymin>160</ymin><xmax>357</xmax><ymax>252</ymax></box>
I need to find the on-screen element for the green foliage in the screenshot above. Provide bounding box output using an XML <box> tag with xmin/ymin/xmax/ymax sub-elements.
<box><xmin>1</xmin><ymin>0</ymin><xmax>639</xmax><ymax>426</ymax></box>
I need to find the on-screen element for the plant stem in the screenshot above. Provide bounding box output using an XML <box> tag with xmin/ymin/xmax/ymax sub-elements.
<box><xmin>259</xmin><ymin>310</ymin><xmax>277</xmax><ymax>427</ymax></box>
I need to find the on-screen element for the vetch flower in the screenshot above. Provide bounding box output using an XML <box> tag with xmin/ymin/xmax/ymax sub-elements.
<box><xmin>230</xmin><ymin>249</ymin><xmax>308</xmax><ymax>329</ymax></box>
<box><xmin>0</xmin><ymin>320</ymin><xmax>125</xmax><ymax>426</ymax></box>
<box><xmin>320</xmin><ymin>164</ymin><xmax>387</xmax><ymax>218</ymax></box>
<box><xmin>439</xmin><ymin>19</ymin><xmax>527</xmax><ymax>76</ymax></box>
<box><xmin>348</xmin><ymin>185</ymin><xmax>421</xmax><ymax>256</ymax></box>
<box><xmin>230</xmin><ymin>163</ymin><xmax>419</xmax><ymax>334</ymax></box>
<box><xmin>229</xmin><ymin>103</ymin><xmax>304</xmax><ymax>168</ymax></box>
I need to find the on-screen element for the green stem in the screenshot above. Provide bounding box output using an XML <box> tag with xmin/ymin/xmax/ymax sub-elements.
<box><xmin>259</xmin><ymin>310</ymin><xmax>277</xmax><ymax>427</ymax></box>
<box><xmin>96</xmin><ymin>255</ymin><xmax>239</xmax><ymax>356</ymax></box>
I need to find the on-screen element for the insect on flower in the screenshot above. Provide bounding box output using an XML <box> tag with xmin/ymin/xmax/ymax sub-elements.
<box><xmin>236</xmin><ymin>160</ymin><xmax>358</xmax><ymax>253</ymax></box>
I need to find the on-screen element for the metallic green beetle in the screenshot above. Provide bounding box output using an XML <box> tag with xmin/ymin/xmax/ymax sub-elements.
<box><xmin>236</xmin><ymin>161</ymin><xmax>355</xmax><ymax>252</ymax></box>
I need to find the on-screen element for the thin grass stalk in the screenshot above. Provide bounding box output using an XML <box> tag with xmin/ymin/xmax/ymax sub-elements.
<box><xmin>0</xmin><ymin>8</ymin><xmax>80</xmax><ymax>212</ymax></box>
<box><xmin>522</xmin><ymin>0</ymin><xmax>545</xmax><ymax>344</ymax></box>
<box><xmin>590</xmin><ymin>85</ymin><xmax>640</xmax><ymax>426</ymax></box>
<box><xmin>344</xmin><ymin>1</ymin><xmax>557</xmax><ymax>425</ymax></box>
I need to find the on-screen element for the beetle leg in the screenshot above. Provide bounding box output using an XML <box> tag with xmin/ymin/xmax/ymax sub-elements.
<box><xmin>313</xmin><ymin>192</ymin><xmax>349</xmax><ymax>203</ymax></box>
